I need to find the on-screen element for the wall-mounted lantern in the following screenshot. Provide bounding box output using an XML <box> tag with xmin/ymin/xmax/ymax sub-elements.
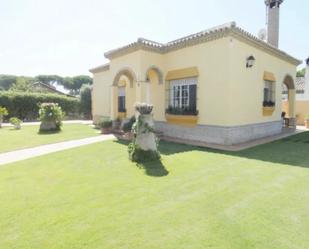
<box><xmin>246</xmin><ymin>55</ymin><xmax>255</xmax><ymax>68</ymax></box>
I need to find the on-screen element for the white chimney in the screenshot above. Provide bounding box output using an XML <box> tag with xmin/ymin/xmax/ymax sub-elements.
<box><xmin>265</xmin><ymin>0</ymin><xmax>284</xmax><ymax>48</ymax></box>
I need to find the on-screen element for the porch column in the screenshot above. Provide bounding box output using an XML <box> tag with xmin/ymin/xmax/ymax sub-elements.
<box><xmin>135</xmin><ymin>80</ymin><xmax>144</xmax><ymax>103</ymax></box>
<box><xmin>110</xmin><ymin>85</ymin><xmax>118</xmax><ymax>120</ymax></box>
<box><xmin>288</xmin><ymin>89</ymin><xmax>296</xmax><ymax>128</ymax></box>
<box><xmin>142</xmin><ymin>81</ymin><xmax>151</xmax><ymax>104</ymax></box>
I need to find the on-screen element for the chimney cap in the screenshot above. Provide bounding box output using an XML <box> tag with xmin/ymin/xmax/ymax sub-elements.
<box><xmin>265</xmin><ymin>0</ymin><xmax>284</xmax><ymax>7</ymax></box>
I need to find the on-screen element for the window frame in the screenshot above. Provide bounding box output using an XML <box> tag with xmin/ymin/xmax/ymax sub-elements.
<box><xmin>169</xmin><ymin>77</ymin><xmax>197</xmax><ymax>109</ymax></box>
<box><xmin>263</xmin><ymin>80</ymin><xmax>276</xmax><ymax>106</ymax></box>
<box><xmin>118</xmin><ymin>87</ymin><xmax>126</xmax><ymax>112</ymax></box>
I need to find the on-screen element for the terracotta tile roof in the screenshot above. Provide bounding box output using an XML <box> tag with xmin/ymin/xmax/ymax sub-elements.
<box><xmin>103</xmin><ymin>22</ymin><xmax>301</xmax><ymax>65</ymax></box>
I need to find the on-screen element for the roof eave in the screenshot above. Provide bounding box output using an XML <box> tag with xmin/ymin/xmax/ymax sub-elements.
<box><xmin>89</xmin><ymin>63</ymin><xmax>110</xmax><ymax>74</ymax></box>
<box><xmin>229</xmin><ymin>28</ymin><xmax>302</xmax><ymax>66</ymax></box>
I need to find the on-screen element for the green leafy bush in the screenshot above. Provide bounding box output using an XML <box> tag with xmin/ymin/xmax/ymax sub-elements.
<box><xmin>80</xmin><ymin>85</ymin><xmax>92</xmax><ymax>118</ymax></box>
<box><xmin>9</xmin><ymin>117</ymin><xmax>22</xmax><ymax>125</ymax></box>
<box><xmin>98</xmin><ymin>118</ymin><xmax>112</xmax><ymax>128</ymax></box>
<box><xmin>122</xmin><ymin>116</ymin><xmax>136</xmax><ymax>133</ymax></box>
<box><xmin>128</xmin><ymin>143</ymin><xmax>160</xmax><ymax>163</ymax></box>
<box><xmin>39</xmin><ymin>103</ymin><xmax>65</xmax><ymax>131</ymax></box>
<box><xmin>9</xmin><ymin>117</ymin><xmax>22</xmax><ymax>129</ymax></box>
<box><xmin>0</xmin><ymin>91</ymin><xmax>80</xmax><ymax>121</ymax></box>
<box><xmin>0</xmin><ymin>106</ymin><xmax>8</xmax><ymax>116</ymax></box>
<box><xmin>0</xmin><ymin>106</ymin><xmax>8</xmax><ymax>128</ymax></box>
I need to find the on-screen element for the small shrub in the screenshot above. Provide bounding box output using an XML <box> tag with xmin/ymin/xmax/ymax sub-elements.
<box><xmin>99</xmin><ymin>118</ymin><xmax>112</xmax><ymax>129</ymax></box>
<box><xmin>9</xmin><ymin>117</ymin><xmax>22</xmax><ymax>129</ymax></box>
<box><xmin>122</xmin><ymin>116</ymin><xmax>136</xmax><ymax>133</ymax></box>
<box><xmin>128</xmin><ymin>143</ymin><xmax>160</xmax><ymax>163</ymax></box>
<box><xmin>0</xmin><ymin>106</ymin><xmax>8</xmax><ymax>116</ymax></box>
<box><xmin>0</xmin><ymin>106</ymin><xmax>8</xmax><ymax>128</ymax></box>
<box><xmin>9</xmin><ymin>117</ymin><xmax>22</xmax><ymax>125</ymax></box>
<box><xmin>39</xmin><ymin>103</ymin><xmax>65</xmax><ymax>132</ymax></box>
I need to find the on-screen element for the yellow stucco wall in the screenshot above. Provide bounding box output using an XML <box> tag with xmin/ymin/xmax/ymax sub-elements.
<box><xmin>163</xmin><ymin>39</ymin><xmax>230</xmax><ymax>125</ymax></box>
<box><xmin>91</xmin><ymin>36</ymin><xmax>297</xmax><ymax>127</ymax></box>
<box><xmin>283</xmin><ymin>100</ymin><xmax>309</xmax><ymax>125</ymax></box>
<box><xmin>227</xmin><ymin>36</ymin><xmax>296</xmax><ymax>126</ymax></box>
<box><xmin>92</xmin><ymin>70</ymin><xmax>111</xmax><ymax>123</ymax></box>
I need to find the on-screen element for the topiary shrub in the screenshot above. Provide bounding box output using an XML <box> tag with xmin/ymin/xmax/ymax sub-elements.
<box><xmin>39</xmin><ymin>103</ymin><xmax>65</xmax><ymax>132</ymax></box>
<box><xmin>128</xmin><ymin>103</ymin><xmax>160</xmax><ymax>163</ymax></box>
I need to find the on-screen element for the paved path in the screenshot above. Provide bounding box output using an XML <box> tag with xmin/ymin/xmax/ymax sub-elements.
<box><xmin>0</xmin><ymin>135</ymin><xmax>115</xmax><ymax>166</ymax></box>
<box><xmin>1</xmin><ymin>120</ymin><xmax>93</xmax><ymax>127</ymax></box>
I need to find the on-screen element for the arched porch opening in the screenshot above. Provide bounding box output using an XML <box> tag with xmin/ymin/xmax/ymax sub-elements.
<box><xmin>113</xmin><ymin>68</ymin><xmax>136</xmax><ymax>88</ymax></box>
<box><xmin>282</xmin><ymin>74</ymin><xmax>296</xmax><ymax>128</ymax></box>
<box><xmin>145</xmin><ymin>66</ymin><xmax>163</xmax><ymax>84</ymax></box>
<box><xmin>111</xmin><ymin>68</ymin><xmax>137</xmax><ymax>120</ymax></box>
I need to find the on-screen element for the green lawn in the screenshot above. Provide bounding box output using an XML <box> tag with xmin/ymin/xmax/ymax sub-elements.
<box><xmin>0</xmin><ymin>132</ymin><xmax>309</xmax><ymax>249</ymax></box>
<box><xmin>0</xmin><ymin>124</ymin><xmax>99</xmax><ymax>153</ymax></box>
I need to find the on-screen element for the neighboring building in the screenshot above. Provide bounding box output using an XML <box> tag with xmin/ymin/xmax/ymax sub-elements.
<box><xmin>283</xmin><ymin>58</ymin><xmax>309</xmax><ymax>124</ymax></box>
<box><xmin>90</xmin><ymin>1</ymin><xmax>301</xmax><ymax>145</ymax></box>
<box><xmin>32</xmin><ymin>82</ymin><xmax>74</xmax><ymax>97</ymax></box>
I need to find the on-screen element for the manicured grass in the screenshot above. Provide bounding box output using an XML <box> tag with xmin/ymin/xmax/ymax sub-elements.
<box><xmin>0</xmin><ymin>132</ymin><xmax>309</xmax><ymax>248</ymax></box>
<box><xmin>0</xmin><ymin>124</ymin><xmax>100</xmax><ymax>153</ymax></box>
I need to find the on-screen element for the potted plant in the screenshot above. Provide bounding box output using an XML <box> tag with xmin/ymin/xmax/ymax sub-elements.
<box><xmin>38</xmin><ymin>103</ymin><xmax>65</xmax><ymax>132</ymax></box>
<box><xmin>0</xmin><ymin>106</ymin><xmax>8</xmax><ymax>128</ymax></box>
<box><xmin>10</xmin><ymin>117</ymin><xmax>22</xmax><ymax>130</ymax></box>
<box><xmin>114</xmin><ymin>116</ymin><xmax>122</xmax><ymax>130</ymax></box>
<box><xmin>99</xmin><ymin>118</ymin><xmax>113</xmax><ymax>134</ymax></box>
<box><xmin>305</xmin><ymin>114</ymin><xmax>309</xmax><ymax>129</ymax></box>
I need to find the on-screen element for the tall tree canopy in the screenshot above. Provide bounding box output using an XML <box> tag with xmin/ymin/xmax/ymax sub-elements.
<box><xmin>35</xmin><ymin>75</ymin><xmax>63</xmax><ymax>86</ymax></box>
<box><xmin>0</xmin><ymin>74</ymin><xmax>92</xmax><ymax>96</ymax></box>
<box><xmin>0</xmin><ymin>75</ymin><xmax>18</xmax><ymax>90</ymax></box>
<box><xmin>62</xmin><ymin>75</ymin><xmax>93</xmax><ymax>95</ymax></box>
<box><xmin>9</xmin><ymin>77</ymin><xmax>34</xmax><ymax>92</ymax></box>
<box><xmin>297</xmin><ymin>68</ymin><xmax>306</xmax><ymax>77</ymax></box>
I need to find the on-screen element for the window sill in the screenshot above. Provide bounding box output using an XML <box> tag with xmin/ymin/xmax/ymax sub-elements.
<box><xmin>263</xmin><ymin>106</ymin><xmax>275</xmax><ymax>116</ymax></box>
<box><xmin>118</xmin><ymin>112</ymin><xmax>127</xmax><ymax>119</ymax></box>
<box><xmin>165</xmin><ymin>113</ymin><xmax>198</xmax><ymax>127</ymax></box>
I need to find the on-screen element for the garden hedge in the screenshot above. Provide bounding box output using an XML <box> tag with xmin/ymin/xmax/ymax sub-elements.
<box><xmin>0</xmin><ymin>91</ymin><xmax>80</xmax><ymax>121</ymax></box>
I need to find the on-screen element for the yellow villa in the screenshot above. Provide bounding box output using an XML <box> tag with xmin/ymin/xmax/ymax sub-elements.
<box><xmin>90</xmin><ymin>5</ymin><xmax>301</xmax><ymax>146</ymax></box>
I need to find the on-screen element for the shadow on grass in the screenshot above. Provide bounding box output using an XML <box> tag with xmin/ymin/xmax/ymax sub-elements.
<box><xmin>225</xmin><ymin>131</ymin><xmax>309</xmax><ymax>169</ymax></box>
<box><xmin>37</xmin><ymin>130</ymin><xmax>62</xmax><ymax>135</ymax></box>
<box><xmin>114</xmin><ymin>139</ymin><xmax>169</xmax><ymax>177</ymax></box>
<box><xmin>137</xmin><ymin>160</ymin><xmax>169</xmax><ymax>177</ymax></box>
<box><xmin>114</xmin><ymin>132</ymin><xmax>309</xmax><ymax>169</ymax></box>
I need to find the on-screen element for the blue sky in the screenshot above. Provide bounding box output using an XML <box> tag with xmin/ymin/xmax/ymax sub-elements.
<box><xmin>0</xmin><ymin>0</ymin><xmax>307</xmax><ymax>76</ymax></box>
